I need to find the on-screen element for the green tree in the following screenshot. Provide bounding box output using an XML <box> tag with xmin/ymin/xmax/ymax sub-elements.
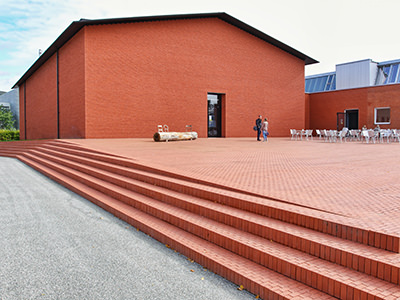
<box><xmin>0</xmin><ymin>105</ymin><xmax>15</xmax><ymax>130</ymax></box>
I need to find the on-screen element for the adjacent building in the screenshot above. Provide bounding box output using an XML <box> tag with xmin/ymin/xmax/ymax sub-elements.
<box><xmin>306</xmin><ymin>59</ymin><xmax>400</xmax><ymax>131</ymax></box>
<box><xmin>0</xmin><ymin>89</ymin><xmax>19</xmax><ymax>129</ymax></box>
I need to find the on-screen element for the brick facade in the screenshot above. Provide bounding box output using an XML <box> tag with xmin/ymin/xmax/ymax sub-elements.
<box><xmin>18</xmin><ymin>16</ymin><xmax>308</xmax><ymax>139</ymax></box>
<box><xmin>20</xmin><ymin>55</ymin><xmax>58</xmax><ymax>140</ymax></box>
<box><xmin>308</xmin><ymin>84</ymin><xmax>400</xmax><ymax>130</ymax></box>
<box><xmin>58</xmin><ymin>29</ymin><xmax>86</xmax><ymax>139</ymax></box>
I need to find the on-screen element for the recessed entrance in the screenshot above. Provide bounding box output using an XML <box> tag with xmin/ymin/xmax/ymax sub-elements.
<box><xmin>337</xmin><ymin>109</ymin><xmax>359</xmax><ymax>130</ymax></box>
<box><xmin>345</xmin><ymin>109</ymin><xmax>359</xmax><ymax>129</ymax></box>
<box><xmin>207</xmin><ymin>93</ymin><xmax>222</xmax><ymax>137</ymax></box>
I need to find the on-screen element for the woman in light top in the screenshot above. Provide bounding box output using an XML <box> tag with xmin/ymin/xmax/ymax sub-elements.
<box><xmin>261</xmin><ymin>118</ymin><xmax>269</xmax><ymax>142</ymax></box>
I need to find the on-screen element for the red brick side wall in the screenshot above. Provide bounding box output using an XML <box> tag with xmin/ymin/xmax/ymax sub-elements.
<box><xmin>84</xmin><ymin>18</ymin><xmax>305</xmax><ymax>138</ymax></box>
<box><xmin>19</xmin><ymin>84</ymin><xmax>26</xmax><ymax>139</ymax></box>
<box><xmin>367</xmin><ymin>84</ymin><xmax>400</xmax><ymax>129</ymax></box>
<box><xmin>58</xmin><ymin>29</ymin><xmax>86</xmax><ymax>138</ymax></box>
<box><xmin>23</xmin><ymin>55</ymin><xmax>58</xmax><ymax>140</ymax></box>
<box><xmin>305</xmin><ymin>93</ymin><xmax>310</xmax><ymax>129</ymax></box>
<box><xmin>309</xmin><ymin>84</ymin><xmax>400</xmax><ymax>130</ymax></box>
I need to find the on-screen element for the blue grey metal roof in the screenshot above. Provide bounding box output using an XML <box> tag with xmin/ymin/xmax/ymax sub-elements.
<box><xmin>378</xmin><ymin>59</ymin><xmax>400</xmax><ymax>66</ymax></box>
<box><xmin>305</xmin><ymin>71</ymin><xmax>336</xmax><ymax>79</ymax></box>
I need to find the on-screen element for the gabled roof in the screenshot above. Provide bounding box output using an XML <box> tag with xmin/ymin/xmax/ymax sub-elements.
<box><xmin>13</xmin><ymin>12</ymin><xmax>318</xmax><ymax>88</ymax></box>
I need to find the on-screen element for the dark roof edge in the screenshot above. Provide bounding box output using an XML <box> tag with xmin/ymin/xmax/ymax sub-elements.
<box><xmin>12</xmin><ymin>12</ymin><xmax>318</xmax><ymax>89</ymax></box>
<box><xmin>217</xmin><ymin>13</ymin><xmax>318</xmax><ymax>65</ymax></box>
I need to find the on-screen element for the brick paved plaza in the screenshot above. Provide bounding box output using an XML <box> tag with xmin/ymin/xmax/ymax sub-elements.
<box><xmin>2</xmin><ymin>136</ymin><xmax>400</xmax><ymax>298</ymax></box>
<box><xmin>71</xmin><ymin>137</ymin><xmax>400</xmax><ymax>239</ymax></box>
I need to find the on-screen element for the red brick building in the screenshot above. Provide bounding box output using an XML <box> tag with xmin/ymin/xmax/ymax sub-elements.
<box><xmin>307</xmin><ymin>84</ymin><xmax>400</xmax><ymax>131</ymax></box>
<box><xmin>13</xmin><ymin>13</ymin><xmax>316</xmax><ymax>139</ymax></box>
<box><xmin>306</xmin><ymin>59</ymin><xmax>400</xmax><ymax>131</ymax></box>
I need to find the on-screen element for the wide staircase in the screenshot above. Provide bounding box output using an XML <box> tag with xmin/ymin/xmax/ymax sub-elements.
<box><xmin>1</xmin><ymin>140</ymin><xmax>400</xmax><ymax>299</ymax></box>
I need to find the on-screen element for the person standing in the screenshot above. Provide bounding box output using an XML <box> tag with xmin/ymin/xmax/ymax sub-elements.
<box><xmin>261</xmin><ymin>117</ymin><xmax>269</xmax><ymax>142</ymax></box>
<box><xmin>255</xmin><ymin>115</ymin><xmax>262</xmax><ymax>141</ymax></box>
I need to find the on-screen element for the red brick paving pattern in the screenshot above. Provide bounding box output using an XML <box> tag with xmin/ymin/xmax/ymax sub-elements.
<box><xmin>69</xmin><ymin>137</ymin><xmax>400</xmax><ymax>238</ymax></box>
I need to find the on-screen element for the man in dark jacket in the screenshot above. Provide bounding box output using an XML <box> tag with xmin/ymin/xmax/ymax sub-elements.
<box><xmin>256</xmin><ymin>115</ymin><xmax>262</xmax><ymax>141</ymax></box>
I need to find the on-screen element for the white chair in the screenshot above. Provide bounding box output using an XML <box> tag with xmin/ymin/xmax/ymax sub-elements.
<box><xmin>300</xmin><ymin>129</ymin><xmax>307</xmax><ymax>140</ymax></box>
<box><xmin>328</xmin><ymin>130</ymin><xmax>338</xmax><ymax>143</ymax></box>
<box><xmin>369</xmin><ymin>130</ymin><xmax>378</xmax><ymax>143</ymax></box>
<box><xmin>379</xmin><ymin>129</ymin><xmax>392</xmax><ymax>143</ymax></box>
<box><xmin>290</xmin><ymin>129</ymin><xmax>300</xmax><ymax>140</ymax></box>
<box><xmin>306</xmin><ymin>129</ymin><xmax>313</xmax><ymax>140</ymax></box>
<box><xmin>356</xmin><ymin>129</ymin><xmax>362</xmax><ymax>141</ymax></box>
<box><xmin>337</xmin><ymin>128</ymin><xmax>348</xmax><ymax>143</ymax></box>
<box><xmin>362</xmin><ymin>130</ymin><xmax>376</xmax><ymax>144</ymax></box>
<box><xmin>323</xmin><ymin>129</ymin><xmax>330</xmax><ymax>142</ymax></box>
<box><xmin>315</xmin><ymin>129</ymin><xmax>322</xmax><ymax>139</ymax></box>
<box><xmin>361</xmin><ymin>130</ymin><xmax>368</xmax><ymax>143</ymax></box>
<box><xmin>319</xmin><ymin>129</ymin><xmax>326</xmax><ymax>141</ymax></box>
<box><xmin>349</xmin><ymin>129</ymin><xmax>359</xmax><ymax>141</ymax></box>
<box><xmin>392</xmin><ymin>129</ymin><xmax>400</xmax><ymax>143</ymax></box>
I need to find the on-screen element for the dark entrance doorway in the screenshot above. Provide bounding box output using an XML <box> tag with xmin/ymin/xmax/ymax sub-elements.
<box><xmin>207</xmin><ymin>93</ymin><xmax>222</xmax><ymax>137</ymax></box>
<box><xmin>345</xmin><ymin>109</ymin><xmax>359</xmax><ymax>129</ymax></box>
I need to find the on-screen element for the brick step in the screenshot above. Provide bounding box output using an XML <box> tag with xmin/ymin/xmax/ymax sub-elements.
<box><xmin>37</xmin><ymin>142</ymin><xmax>144</xmax><ymax>167</ymax></box>
<box><xmin>0</xmin><ymin>140</ymin><xmax>53</xmax><ymax>147</ymax></box>
<box><xmin>45</xmin><ymin>140</ymin><xmax>129</xmax><ymax>158</ymax></box>
<box><xmin>29</xmin><ymin>145</ymin><xmax>400</xmax><ymax>253</ymax></box>
<box><xmin>17</xmin><ymin>155</ymin><xmax>335</xmax><ymax>300</ymax></box>
<box><xmin>0</xmin><ymin>140</ymin><xmax>81</xmax><ymax>157</ymax></box>
<box><xmin>17</xmin><ymin>153</ymin><xmax>400</xmax><ymax>299</ymax></box>
<box><xmin>0</xmin><ymin>141</ymin><xmax>51</xmax><ymax>157</ymax></box>
<box><xmin>19</xmin><ymin>154</ymin><xmax>400</xmax><ymax>299</ymax></box>
<box><xmin>0</xmin><ymin>140</ymin><xmax>125</xmax><ymax>159</ymax></box>
<box><xmin>24</xmin><ymin>148</ymin><xmax>400</xmax><ymax>286</ymax></box>
<box><xmin>64</xmin><ymin>173</ymin><xmax>400</xmax><ymax>299</ymax></box>
<box><xmin>0</xmin><ymin>151</ymin><xmax>20</xmax><ymax>158</ymax></box>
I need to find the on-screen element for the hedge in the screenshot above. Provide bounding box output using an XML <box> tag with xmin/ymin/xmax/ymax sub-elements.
<box><xmin>0</xmin><ymin>129</ymin><xmax>20</xmax><ymax>141</ymax></box>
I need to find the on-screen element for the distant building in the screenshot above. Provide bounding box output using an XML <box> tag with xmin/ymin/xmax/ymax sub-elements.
<box><xmin>0</xmin><ymin>89</ymin><xmax>19</xmax><ymax>129</ymax></box>
<box><xmin>306</xmin><ymin>59</ymin><xmax>400</xmax><ymax>131</ymax></box>
<box><xmin>306</xmin><ymin>58</ymin><xmax>400</xmax><ymax>93</ymax></box>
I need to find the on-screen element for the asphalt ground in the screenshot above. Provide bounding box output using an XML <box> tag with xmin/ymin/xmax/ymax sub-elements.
<box><xmin>0</xmin><ymin>157</ymin><xmax>255</xmax><ymax>300</ymax></box>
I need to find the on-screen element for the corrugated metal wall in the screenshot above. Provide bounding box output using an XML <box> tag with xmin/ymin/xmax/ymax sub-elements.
<box><xmin>336</xmin><ymin>59</ymin><xmax>377</xmax><ymax>89</ymax></box>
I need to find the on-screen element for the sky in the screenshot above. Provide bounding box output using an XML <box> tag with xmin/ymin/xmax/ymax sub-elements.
<box><xmin>1</xmin><ymin>0</ymin><xmax>399</xmax><ymax>92</ymax></box>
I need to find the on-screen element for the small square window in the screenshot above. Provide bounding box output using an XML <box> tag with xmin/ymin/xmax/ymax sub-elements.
<box><xmin>375</xmin><ymin>107</ymin><xmax>390</xmax><ymax>124</ymax></box>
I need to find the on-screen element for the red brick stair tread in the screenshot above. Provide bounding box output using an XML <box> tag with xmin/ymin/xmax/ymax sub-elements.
<box><xmin>26</xmin><ymin>144</ymin><xmax>399</xmax><ymax>253</ymax></box>
<box><xmin>44</xmin><ymin>141</ymin><xmax>130</xmax><ymax>158</ymax></box>
<box><xmin>17</xmin><ymin>155</ymin><xmax>335</xmax><ymax>300</ymax></box>
<box><xmin>18</xmin><ymin>153</ymin><xmax>400</xmax><ymax>298</ymax></box>
<box><xmin>24</xmin><ymin>148</ymin><xmax>400</xmax><ymax>271</ymax></box>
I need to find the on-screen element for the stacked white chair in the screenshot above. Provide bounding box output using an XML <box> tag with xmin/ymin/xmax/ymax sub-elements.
<box><xmin>290</xmin><ymin>129</ymin><xmax>300</xmax><ymax>140</ymax></box>
<box><xmin>337</xmin><ymin>128</ymin><xmax>348</xmax><ymax>143</ymax></box>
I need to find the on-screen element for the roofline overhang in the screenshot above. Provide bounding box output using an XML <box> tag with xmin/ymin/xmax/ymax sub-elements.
<box><xmin>12</xmin><ymin>12</ymin><xmax>318</xmax><ymax>89</ymax></box>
